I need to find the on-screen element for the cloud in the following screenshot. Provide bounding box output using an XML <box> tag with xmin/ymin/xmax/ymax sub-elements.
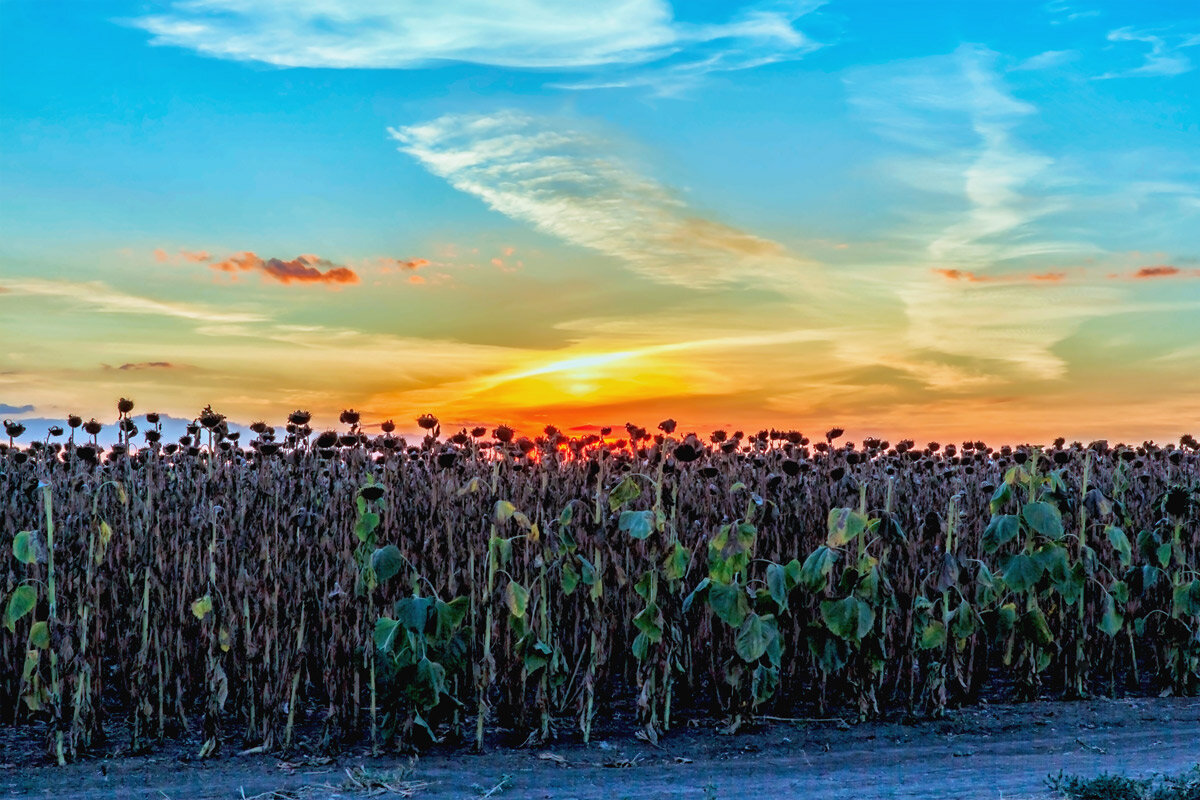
<box><xmin>391</xmin><ymin>111</ymin><xmax>820</xmax><ymax>292</ymax></box>
<box><xmin>115</xmin><ymin>361</ymin><xmax>179</xmax><ymax>370</ymax></box>
<box><xmin>1098</xmin><ymin>27</ymin><xmax>1198</xmax><ymax>78</ymax></box>
<box><xmin>0</xmin><ymin>403</ymin><xmax>35</xmax><ymax>415</ymax></box>
<box><xmin>845</xmin><ymin>47</ymin><xmax>1117</xmax><ymax>383</ymax></box>
<box><xmin>209</xmin><ymin>252</ymin><xmax>360</xmax><ymax>285</ymax></box>
<box><xmin>181</xmin><ymin>249</ymin><xmax>212</xmax><ymax>262</ymax></box>
<box><xmin>376</xmin><ymin>257</ymin><xmax>429</xmax><ymax>272</ymax></box>
<box><xmin>0</xmin><ymin>278</ymin><xmax>266</xmax><ymax>323</ymax></box>
<box><xmin>1011</xmin><ymin>50</ymin><xmax>1079</xmax><ymax>71</ymax></box>
<box><xmin>1127</xmin><ymin>265</ymin><xmax>1200</xmax><ymax>279</ymax></box>
<box><xmin>933</xmin><ymin>268</ymin><xmax>1067</xmax><ymax>283</ymax></box>
<box><xmin>129</xmin><ymin>1</ymin><xmax>822</xmax><ymax>92</ymax></box>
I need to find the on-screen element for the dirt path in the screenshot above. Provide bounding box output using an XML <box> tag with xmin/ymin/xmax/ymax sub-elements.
<box><xmin>4</xmin><ymin>698</ymin><xmax>1198</xmax><ymax>800</ymax></box>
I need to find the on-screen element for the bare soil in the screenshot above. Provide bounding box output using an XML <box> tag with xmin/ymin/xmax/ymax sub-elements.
<box><xmin>3</xmin><ymin>697</ymin><xmax>1198</xmax><ymax>800</ymax></box>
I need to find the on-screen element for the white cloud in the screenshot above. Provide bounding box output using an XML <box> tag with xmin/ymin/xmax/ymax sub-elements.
<box><xmin>131</xmin><ymin>0</ymin><xmax>821</xmax><ymax>86</ymax></box>
<box><xmin>1098</xmin><ymin>27</ymin><xmax>1198</xmax><ymax>78</ymax></box>
<box><xmin>390</xmin><ymin>111</ymin><xmax>822</xmax><ymax>292</ymax></box>
<box><xmin>0</xmin><ymin>278</ymin><xmax>266</xmax><ymax>324</ymax></box>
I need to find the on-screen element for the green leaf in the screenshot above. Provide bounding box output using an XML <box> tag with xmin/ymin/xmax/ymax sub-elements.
<box><xmin>1156</xmin><ymin>542</ymin><xmax>1172</xmax><ymax>569</ymax></box>
<box><xmin>735</xmin><ymin>613</ymin><xmax>778</xmax><ymax>663</ymax></box>
<box><xmin>634</xmin><ymin>570</ymin><xmax>656</xmax><ymax>603</ymax></box>
<box><xmin>631</xmin><ymin>631</ymin><xmax>650</xmax><ymax>662</ymax></box>
<box><xmin>1172</xmin><ymin>580</ymin><xmax>1200</xmax><ymax>617</ymax></box>
<box><xmin>663</xmin><ymin>542</ymin><xmax>691</xmax><ymax>582</ymax></box>
<box><xmin>708</xmin><ymin>581</ymin><xmax>749</xmax><ymax>628</ymax></box>
<box><xmin>989</xmin><ymin>482</ymin><xmax>1013</xmax><ymax>515</ymax></box>
<box><xmin>1136</xmin><ymin>529</ymin><xmax>1161</xmax><ymax>563</ymax></box>
<box><xmin>370</xmin><ymin>545</ymin><xmax>404</xmax><ymax>584</ymax></box>
<box><xmin>919</xmin><ymin>619</ymin><xmax>947</xmax><ymax>650</ymax></box>
<box><xmin>561</xmin><ymin>560</ymin><xmax>580</xmax><ymax>595</ymax></box>
<box><xmin>1106</xmin><ymin>526</ymin><xmax>1132</xmax><ymax>567</ymax></box>
<box><xmin>354</xmin><ymin>511</ymin><xmax>381</xmax><ymax>543</ymax></box>
<box><xmin>1110</xmin><ymin>580</ymin><xmax>1129</xmax><ymax>604</ymax></box>
<box><xmin>633</xmin><ymin>602</ymin><xmax>663</xmax><ymax>642</ymax></box>
<box><xmin>29</xmin><ymin>620</ymin><xmax>48</xmax><ymax>649</ymax></box>
<box><xmin>975</xmin><ymin>562</ymin><xmax>999</xmax><ymax>606</ymax></box>
<box><xmin>1099</xmin><ymin>592</ymin><xmax>1123</xmax><ymax>637</ymax></box>
<box><xmin>4</xmin><ymin>586</ymin><xmax>36</xmax><ymax>631</ymax></box>
<box><xmin>1032</xmin><ymin>543</ymin><xmax>1070</xmax><ymax>584</ymax></box>
<box><xmin>950</xmin><ymin>601</ymin><xmax>976</xmax><ymax>640</ymax></box>
<box><xmin>797</xmin><ymin>546</ymin><xmax>838</xmax><ymax>592</ymax></box>
<box><xmin>190</xmin><ymin>594</ymin><xmax>212</xmax><ymax>621</ymax></box>
<box><xmin>820</xmin><ymin>596</ymin><xmax>874</xmax><ymax>641</ymax></box>
<box><xmin>435</xmin><ymin>596</ymin><xmax>469</xmax><ymax>639</ymax></box>
<box><xmin>505</xmin><ymin>581</ymin><xmax>529</xmax><ymax>618</ymax></box>
<box><xmin>827</xmin><ymin>508</ymin><xmax>868</xmax><ymax>547</ymax></box>
<box><xmin>578</xmin><ymin>556</ymin><xmax>597</xmax><ymax>586</ymax></box>
<box><xmin>618</xmin><ymin>509</ymin><xmax>655</xmax><ymax>540</ymax></box>
<box><xmin>394</xmin><ymin>596</ymin><xmax>436</xmax><ymax>632</ymax></box>
<box><xmin>1022</xmin><ymin>501</ymin><xmax>1064</xmax><ymax>540</ymax></box>
<box><xmin>493</xmin><ymin>500</ymin><xmax>516</xmax><ymax>524</ymax></box>
<box><xmin>607</xmin><ymin>476</ymin><xmax>641</xmax><ymax>511</ymax></box>
<box><xmin>1001</xmin><ymin>553</ymin><xmax>1042</xmax><ymax>594</ymax></box>
<box><xmin>982</xmin><ymin>515</ymin><xmax>1020</xmax><ymax>553</ymax></box>
<box><xmin>558</xmin><ymin>504</ymin><xmax>574</xmax><ymax>528</ymax></box>
<box><xmin>682</xmin><ymin>578</ymin><xmax>711</xmax><ymax>613</ymax></box>
<box><xmin>489</xmin><ymin>535</ymin><xmax>512</xmax><ymax>567</ymax></box>
<box><xmin>1023</xmin><ymin>607</ymin><xmax>1054</xmax><ymax>647</ymax></box>
<box><xmin>12</xmin><ymin>531</ymin><xmax>37</xmax><ymax>565</ymax></box>
<box><xmin>1055</xmin><ymin>562</ymin><xmax>1086</xmax><ymax>607</ymax></box>
<box><xmin>766</xmin><ymin>563</ymin><xmax>789</xmax><ymax>613</ymax></box>
<box><xmin>784</xmin><ymin>558</ymin><xmax>803</xmax><ymax>591</ymax></box>
<box><xmin>374</xmin><ymin>617</ymin><xmax>400</xmax><ymax>652</ymax></box>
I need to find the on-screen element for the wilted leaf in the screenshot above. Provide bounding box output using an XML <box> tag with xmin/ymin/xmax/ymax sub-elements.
<box><xmin>608</xmin><ymin>477</ymin><xmax>641</xmax><ymax>511</ymax></box>
<box><xmin>190</xmin><ymin>594</ymin><xmax>213</xmax><ymax>621</ymax></box>
<box><xmin>827</xmin><ymin>508</ymin><xmax>868</xmax><ymax>547</ymax></box>
<box><xmin>506</xmin><ymin>581</ymin><xmax>529</xmax><ymax>618</ymax></box>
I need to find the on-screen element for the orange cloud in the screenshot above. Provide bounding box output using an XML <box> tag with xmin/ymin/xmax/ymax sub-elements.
<box><xmin>153</xmin><ymin>248</ymin><xmax>169</xmax><ymax>263</ymax></box>
<box><xmin>180</xmin><ymin>250</ymin><xmax>212</xmax><ymax>263</ymax></box>
<box><xmin>208</xmin><ymin>252</ymin><xmax>359</xmax><ymax>286</ymax></box>
<box><xmin>933</xmin><ymin>269</ymin><xmax>1067</xmax><ymax>284</ymax></box>
<box><xmin>1132</xmin><ymin>265</ymin><xmax>1184</xmax><ymax>279</ymax></box>
<box><xmin>378</xmin><ymin>257</ymin><xmax>430</xmax><ymax>273</ymax></box>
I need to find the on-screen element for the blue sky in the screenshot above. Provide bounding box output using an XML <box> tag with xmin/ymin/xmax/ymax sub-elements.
<box><xmin>1</xmin><ymin>0</ymin><xmax>1198</xmax><ymax>441</ymax></box>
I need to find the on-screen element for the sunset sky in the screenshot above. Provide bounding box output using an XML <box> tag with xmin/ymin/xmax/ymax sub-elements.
<box><xmin>2</xmin><ymin>0</ymin><xmax>1199</xmax><ymax>443</ymax></box>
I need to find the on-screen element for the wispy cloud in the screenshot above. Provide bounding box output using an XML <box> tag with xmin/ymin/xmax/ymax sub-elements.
<box><xmin>0</xmin><ymin>278</ymin><xmax>266</xmax><ymax>323</ymax></box>
<box><xmin>112</xmin><ymin>361</ymin><xmax>181</xmax><ymax>371</ymax></box>
<box><xmin>391</xmin><ymin>111</ymin><xmax>821</xmax><ymax>293</ymax></box>
<box><xmin>933</xmin><ymin>268</ymin><xmax>1067</xmax><ymax>283</ymax></box>
<box><xmin>1098</xmin><ymin>27</ymin><xmax>1199</xmax><ymax>78</ymax></box>
<box><xmin>130</xmin><ymin>0</ymin><xmax>822</xmax><ymax>90</ymax></box>
<box><xmin>845</xmin><ymin>46</ymin><xmax>1117</xmax><ymax>383</ymax></box>
<box><xmin>208</xmin><ymin>252</ymin><xmax>360</xmax><ymax>285</ymax></box>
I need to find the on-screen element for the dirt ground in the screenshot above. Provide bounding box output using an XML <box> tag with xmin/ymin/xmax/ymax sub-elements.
<box><xmin>3</xmin><ymin>697</ymin><xmax>1198</xmax><ymax>800</ymax></box>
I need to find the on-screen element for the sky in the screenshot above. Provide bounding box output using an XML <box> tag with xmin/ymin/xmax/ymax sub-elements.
<box><xmin>1</xmin><ymin>0</ymin><xmax>1199</xmax><ymax>444</ymax></box>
